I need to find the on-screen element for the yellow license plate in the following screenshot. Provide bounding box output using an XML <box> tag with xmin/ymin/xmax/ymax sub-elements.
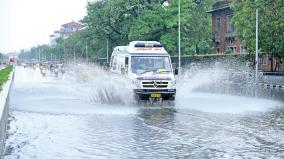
<box><xmin>151</xmin><ymin>94</ymin><xmax>161</xmax><ymax>98</ymax></box>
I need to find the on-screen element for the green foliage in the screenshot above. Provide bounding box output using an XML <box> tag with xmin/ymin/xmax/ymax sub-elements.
<box><xmin>128</xmin><ymin>0</ymin><xmax>213</xmax><ymax>55</ymax></box>
<box><xmin>18</xmin><ymin>0</ymin><xmax>214</xmax><ymax>60</ymax></box>
<box><xmin>231</xmin><ymin>0</ymin><xmax>284</xmax><ymax>57</ymax></box>
<box><xmin>0</xmin><ymin>65</ymin><xmax>13</xmax><ymax>91</ymax></box>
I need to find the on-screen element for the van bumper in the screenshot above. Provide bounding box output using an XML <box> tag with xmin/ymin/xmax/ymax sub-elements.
<box><xmin>134</xmin><ymin>89</ymin><xmax>176</xmax><ymax>100</ymax></box>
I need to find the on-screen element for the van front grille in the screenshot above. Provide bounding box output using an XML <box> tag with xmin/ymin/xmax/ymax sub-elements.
<box><xmin>141</xmin><ymin>81</ymin><xmax>168</xmax><ymax>88</ymax></box>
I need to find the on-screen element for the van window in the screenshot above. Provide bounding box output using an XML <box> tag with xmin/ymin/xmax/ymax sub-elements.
<box><xmin>125</xmin><ymin>57</ymin><xmax>129</xmax><ymax>65</ymax></box>
<box><xmin>131</xmin><ymin>56</ymin><xmax>171</xmax><ymax>74</ymax></box>
<box><xmin>121</xmin><ymin>56</ymin><xmax>129</xmax><ymax>74</ymax></box>
<box><xmin>111</xmin><ymin>55</ymin><xmax>117</xmax><ymax>70</ymax></box>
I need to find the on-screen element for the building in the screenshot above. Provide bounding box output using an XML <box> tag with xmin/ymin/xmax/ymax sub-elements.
<box><xmin>208</xmin><ymin>0</ymin><xmax>247</xmax><ymax>54</ymax></box>
<box><xmin>207</xmin><ymin>1</ymin><xmax>284</xmax><ymax>72</ymax></box>
<box><xmin>60</xmin><ymin>21</ymin><xmax>82</xmax><ymax>39</ymax></box>
<box><xmin>49</xmin><ymin>21</ymin><xmax>82</xmax><ymax>46</ymax></box>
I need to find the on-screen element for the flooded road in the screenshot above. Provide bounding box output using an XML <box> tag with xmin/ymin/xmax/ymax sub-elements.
<box><xmin>4</xmin><ymin>66</ymin><xmax>284</xmax><ymax>159</ymax></box>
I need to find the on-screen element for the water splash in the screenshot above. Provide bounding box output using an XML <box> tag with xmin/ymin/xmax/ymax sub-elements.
<box><xmin>68</xmin><ymin>64</ymin><xmax>135</xmax><ymax>105</ymax></box>
<box><xmin>174</xmin><ymin>60</ymin><xmax>283</xmax><ymax>113</ymax></box>
<box><xmin>177</xmin><ymin>59</ymin><xmax>260</xmax><ymax>96</ymax></box>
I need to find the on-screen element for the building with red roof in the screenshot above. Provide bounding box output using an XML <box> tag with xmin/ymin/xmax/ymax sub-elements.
<box><xmin>50</xmin><ymin>21</ymin><xmax>82</xmax><ymax>46</ymax></box>
<box><xmin>61</xmin><ymin>21</ymin><xmax>82</xmax><ymax>28</ymax></box>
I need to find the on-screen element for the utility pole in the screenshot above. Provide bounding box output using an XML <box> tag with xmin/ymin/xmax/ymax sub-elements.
<box><xmin>36</xmin><ymin>49</ymin><xmax>38</xmax><ymax>62</ymax></box>
<box><xmin>255</xmin><ymin>9</ymin><xmax>259</xmax><ymax>82</ymax></box>
<box><xmin>106</xmin><ymin>39</ymin><xmax>109</xmax><ymax>63</ymax></box>
<box><xmin>63</xmin><ymin>38</ymin><xmax>66</xmax><ymax>62</ymax></box>
<box><xmin>38</xmin><ymin>47</ymin><xmax>41</xmax><ymax>63</ymax></box>
<box><xmin>178</xmin><ymin>0</ymin><xmax>181</xmax><ymax>72</ymax></box>
<box><xmin>86</xmin><ymin>41</ymin><xmax>88</xmax><ymax>63</ymax></box>
<box><xmin>73</xmin><ymin>46</ymin><xmax>76</xmax><ymax>64</ymax></box>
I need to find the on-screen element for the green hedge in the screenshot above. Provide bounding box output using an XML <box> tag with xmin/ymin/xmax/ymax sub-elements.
<box><xmin>0</xmin><ymin>66</ymin><xmax>13</xmax><ymax>91</ymax></box>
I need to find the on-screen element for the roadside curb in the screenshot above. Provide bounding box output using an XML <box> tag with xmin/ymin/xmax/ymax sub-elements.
<box><xmin>257</xmin><ymin>83</ymin><xmax>284</xmax><ymax>89</ymax></box>
<box><xmin>219</xmin><ymin>81</ymin><xmax>284</xmax><ymax>89</ymax></box>
<box><xmin>0</xmin><ymin>69</ymin><xmax>14</xmax><ymax>156</ymax></box>
<box><xmin>248</xmin><ymin>82</ymin><xmax>284</xmax><ymax>89</ymax></box>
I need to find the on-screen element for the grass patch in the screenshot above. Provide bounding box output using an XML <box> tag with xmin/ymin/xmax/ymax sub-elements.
<box><xmin>0</xmin><ymin>65</ymin><xmax>13</xmax><ymax>91</ymax></box>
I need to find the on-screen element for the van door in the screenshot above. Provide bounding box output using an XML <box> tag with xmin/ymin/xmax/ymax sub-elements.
<box><xmin>110</xmin><ymin>55</ymin><xmax>118</xmax><ymax>73</ymax></box>
<box><xmin>123</xmin><ymin>56</ymin><xmax>129</xmax><ymax>74</ymax></box>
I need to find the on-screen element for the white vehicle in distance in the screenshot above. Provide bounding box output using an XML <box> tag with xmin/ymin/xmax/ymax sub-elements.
<box><xmin>110</xmin><ymin>41</ymin><xmax>178</xmax><ymax>103</ymax></box>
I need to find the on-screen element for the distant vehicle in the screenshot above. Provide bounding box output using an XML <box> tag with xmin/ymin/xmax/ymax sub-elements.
<box><xmin>110</xmin><ymin>41</ymin><xmax>177</xmax><ymax>104</ymax></box>
<box><xmin>22</xmin><ymin>63</ymin><xmax>27</xmax><ymax>68</ymax></box>
<box><xmin>41</xmin><ymin>67</ymin><xmax>47</xmax><ymax>77</ymax></box>
<box><xmin>54</xmin><ymin>65</ymin><xmax>59</xmax><ymax>77</ymax></box>
<box><xmin>8</xmin><ymin>56</ymin><xmax>16</xmax><ymax>64</ymax></box>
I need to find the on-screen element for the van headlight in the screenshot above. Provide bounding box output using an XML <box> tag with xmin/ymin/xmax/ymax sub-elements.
<box><xmin>132</xmin><ymin>79</ymin><xmax>141</xmax><ymax>88</ymax></box>
<box><xmin>170</xmin><ymin>80</ymin><xmax>176</xmax><ymax>89</ymax></box>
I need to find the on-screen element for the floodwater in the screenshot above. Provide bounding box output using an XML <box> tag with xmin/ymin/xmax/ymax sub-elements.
<box><xmin>4</xmin><ymin>65</ymin><xmax>284</xmax><ymax>159</ymax></box>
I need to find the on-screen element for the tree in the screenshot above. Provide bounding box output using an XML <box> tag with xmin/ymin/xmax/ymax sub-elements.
<box><xmin>18</xmin><ymin>0</ymin><xmax>215</xmax><ymax>61</ymax></box>
<box><xmin>232</xmin><ymin>0</ymin><xmax>284</xmax><ymax>71</ymax></box>
<box><xmin>128</xmin><ymin>0</ymin><xmax>213</xmax><ymax>55</ymax></box>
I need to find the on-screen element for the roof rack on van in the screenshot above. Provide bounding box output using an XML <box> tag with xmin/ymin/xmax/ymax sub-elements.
<box><xmin>129</xmin><ymin>41</ymin><xmax>162</xmax><ymax>48</ymax></box>
<box><xmin>112</xmin><ymin>41</ymin><xmax>168</xmax><ymax>54</ymax></box>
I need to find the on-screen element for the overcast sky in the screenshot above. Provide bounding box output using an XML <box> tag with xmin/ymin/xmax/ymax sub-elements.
<box><xmin>0</xmin><ymin>0</ymin><xmax>88</xmax><ymax>53</ymax></box>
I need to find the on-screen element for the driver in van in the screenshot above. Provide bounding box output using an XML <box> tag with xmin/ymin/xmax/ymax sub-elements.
<box><xmin>131</xmin><ymin>58</ymin><xmax>139</xmax><ymax>73</ymax></box>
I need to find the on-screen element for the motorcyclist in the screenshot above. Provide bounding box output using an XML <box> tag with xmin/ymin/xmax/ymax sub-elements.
<box><xmin>61</xmin><ymin>66</ymin><xmax>66</xmax><ymax>74</ymax></box>
<box><xmin>54</xmin><ymin>65</ymin><xmax>59</xmax><ymax>77</ymax></box>
<box><xmin>50</xmin><ymin>64</ymin><xmax>54</xmax><ymax>73</ymax></box>
<box><xmin>41</xmin><ymin>66</ymin><xmax>47</xmax><ymax>77</ymax></box>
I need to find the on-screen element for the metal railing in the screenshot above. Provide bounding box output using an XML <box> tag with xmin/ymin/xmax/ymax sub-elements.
<box><xmin>225</xmin><ymin>32</ymin><xmax>236</xmax><ymax>39</ymax></box>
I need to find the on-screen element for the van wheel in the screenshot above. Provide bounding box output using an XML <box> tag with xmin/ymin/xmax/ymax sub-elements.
<box><xmin>167</xmin><ymin>100</ymin><xmax>175</xmax><ymax>107</ymax></box>
<box><xmin>148</xmin><ymin>98</ymin><xmax>154</xmax><ymax>106</ymax></box>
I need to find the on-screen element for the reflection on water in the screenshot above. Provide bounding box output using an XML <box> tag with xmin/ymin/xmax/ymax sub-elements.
<box><xmin>5</xmin><ymin>107</ymin><xmax>284</xmax><ymax>158</ymax></box>
<box><xmin>3</xmin><ymin>66</ymin><xmax>284</xmax><ymax>158</ymax></box>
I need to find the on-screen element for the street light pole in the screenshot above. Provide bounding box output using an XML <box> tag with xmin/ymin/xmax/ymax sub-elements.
<box><xmin>63</xmin><ymin>38</ymin><xmax>66</xmax><ymax>62</ymax></box>
<box><xmin>73</xmin><ymin>46</ymin><xmax>76</xmax><ymax>64</ymax></box>
<box><xmin>86</xmin><ymin>41</ymin><xmax>88</xmax><ymax>63</ymax></box>
<box><xmin>36</xmin><ymin>48</ymin><xmax>38</xmax><ymax>62</ymax></box>
<box><xmin>38</xmin><ymin>47</ymin><xmax>41</xmax><ymax>63</ymax></box>
<box><xmin>106</xmin><ymin>38</ymin><xmax>109</xmax><ymax>63</ymax></box>
<box><xmin>255</xmin><ymin>9</ymin><xmax>259</xmax><ymax>82</ymax></box>
<box><xmin>178</xmin><ymin>0</ymin><xmax>181</xmax><ymax>72</ymax></box>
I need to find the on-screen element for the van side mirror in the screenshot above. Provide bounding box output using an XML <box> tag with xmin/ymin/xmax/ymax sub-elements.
<box><xmin>174</xmin><ymin>68</ymin><xmax>178</xmax><ymax>75</ymax></box>
<box><xmin>172</xmin><ymin>63</ymin><xmax>177</xmax><ymax>69</ymax></box>
<box><xmin>172</xmin><ymin>63</ymin><xmax>178</xmax><ymax>75</ymax></box>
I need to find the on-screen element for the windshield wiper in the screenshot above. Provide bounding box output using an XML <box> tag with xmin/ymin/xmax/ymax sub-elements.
<box><xmin>138</xmin><ymin>69</ymin><xmax>171</xmax><ymax>75</ymax></box>
<box><xmin>156</xmin><ymin>69</ymin><xmax>171</xmax><ymax>74</ymax></box>
<box><xmin>138</xmin><ymin>69</ymin><xmax>155</xmax><ymax>74</ymax></box>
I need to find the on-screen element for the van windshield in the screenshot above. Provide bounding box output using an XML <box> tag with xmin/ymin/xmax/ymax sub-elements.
<box><xmin>131</xmin><ymin>56</ymin><xmax>172</xmax><ymax>74</ymax></box>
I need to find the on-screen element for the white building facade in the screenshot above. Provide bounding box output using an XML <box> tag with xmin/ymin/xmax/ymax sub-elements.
<box><xmin>49</xmin><ymin>21</ymin><xmax>82</xmax><ymax>46</ymax></box>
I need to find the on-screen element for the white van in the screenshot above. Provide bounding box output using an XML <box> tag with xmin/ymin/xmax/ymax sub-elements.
<box><xmin>110</xmin><ymin>41</ymin><xmax>177</xmax><ymax>102</ymax></box>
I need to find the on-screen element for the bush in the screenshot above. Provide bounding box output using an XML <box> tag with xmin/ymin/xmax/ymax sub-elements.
<box><xmin>0</xmin><ymin>66</ymin><xmax>13</xmax><ymax>91</ymax></box>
